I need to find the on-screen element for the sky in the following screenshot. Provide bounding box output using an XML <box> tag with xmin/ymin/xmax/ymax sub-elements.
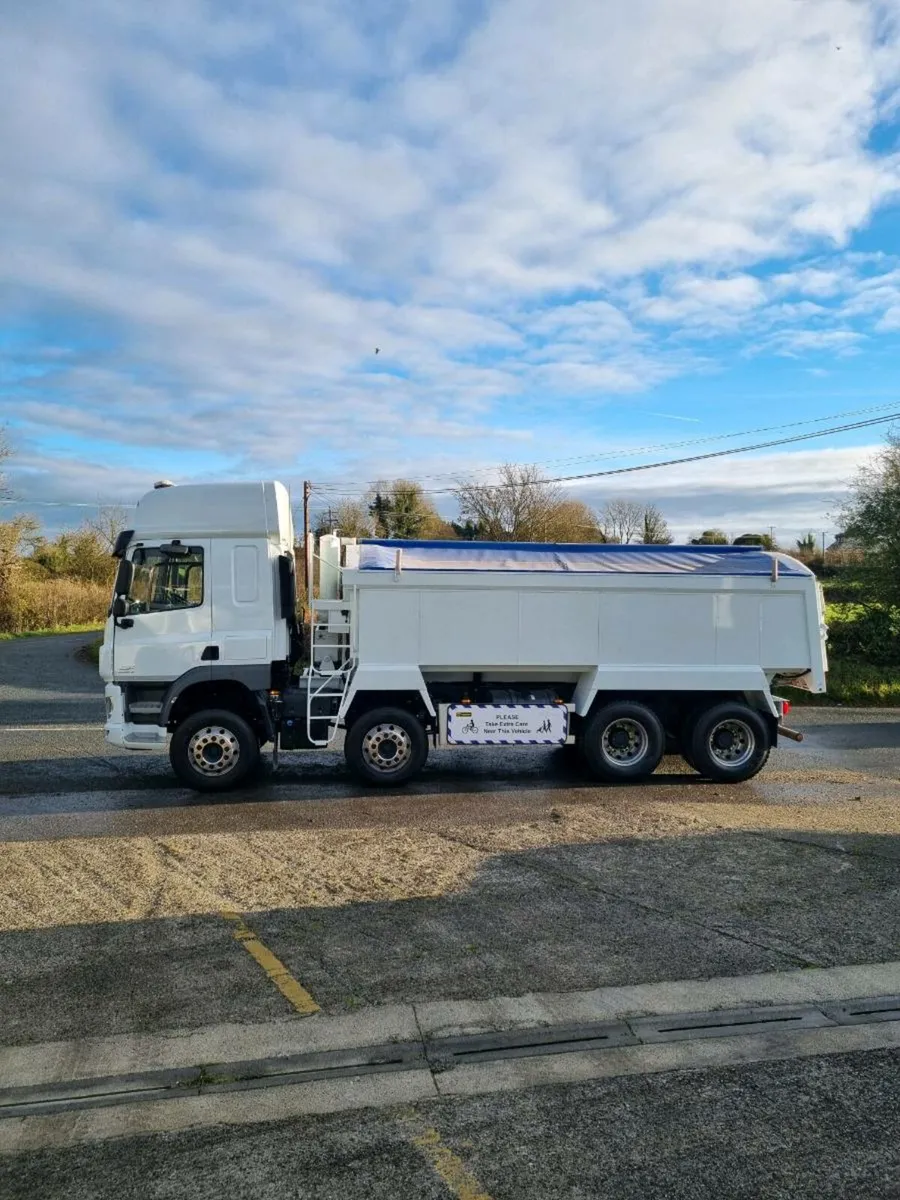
<box><xmin>2</xmin><ymin>0</ymin><xmax>900</xmax><ymax>544</ymax></box>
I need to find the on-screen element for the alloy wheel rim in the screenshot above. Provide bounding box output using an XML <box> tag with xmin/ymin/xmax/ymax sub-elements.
<box><xmin>600</xmin><ymin>718</ymin><xmax>649</xmax><ymax>767</ymax></box>
<box><xmin>707</xmin><ymin>718</ymin><xmax>755</xmax><ymax>768</ymax></box>
<box><xmin>188</xmin><ymin>726</ymin><xmax>241</xmax><ymax>776</ymax></box>
<box><xmin>361</xmin><ymin>723</ymin><xmax>413</xmax><ymax>774</ymax></box>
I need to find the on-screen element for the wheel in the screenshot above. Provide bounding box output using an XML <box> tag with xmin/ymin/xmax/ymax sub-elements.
<box><xmin>345</xmin><ymin>706</ymin><xmax>428</xmax><ymax>786</ymax></box>
<box><xmin>582</xmin><ymin>701</ymin><xmax>665</xmax><ymax>782</ymax></box>
<box><xmin>169</xmin><ymin>708</ymin><xmax>260</xmax><ymax>792</ymax></box>
<box><xmin>688</xmin><ymin>702</ymin><xmax>770</xmax><ymax>783</ymax></box>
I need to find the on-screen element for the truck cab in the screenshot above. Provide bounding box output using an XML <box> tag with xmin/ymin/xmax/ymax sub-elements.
<box><xmin>101</xmin><ymin>481</ymin><xmax>297</xmax><ymax>770</ymax></box>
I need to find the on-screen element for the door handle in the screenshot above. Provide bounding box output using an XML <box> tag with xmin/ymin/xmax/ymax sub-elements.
<box><xmin>201</xmin><ymin>645</ymin><xmax>220</xmax><ymax>661</ymax></box>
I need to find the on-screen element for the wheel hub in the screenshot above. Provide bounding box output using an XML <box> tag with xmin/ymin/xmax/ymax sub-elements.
<box><xmin>707</xmin><ymin>719</ymin><xmax>754</xmax><ymax>767</ymax></box>
<box><xmin>600</xmin><ymin>718</ymin><xmax>648</xmax><ymax>765</ymax></box>
<box><xmin>361</xmin><ymin>724</ymin><xmax>413</xmax><ymax>775</ymax></box>
<box><xmin>188</xmin><ymin>726</ymin><xmax>241</xmax><ymax>776</ymax></box>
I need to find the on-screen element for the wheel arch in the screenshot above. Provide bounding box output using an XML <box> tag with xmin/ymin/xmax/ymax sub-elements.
<box><xmin>163</xmin><ymin>670</ymin><xmax>272</xmax><ymax>740</ymax></box>
<box><xmin>342</xmin><ymin>689</ymin><xmax>434</xmax><ymax>730</ymax></box>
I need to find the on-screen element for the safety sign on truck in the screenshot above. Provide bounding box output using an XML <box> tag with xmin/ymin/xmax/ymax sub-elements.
<box><xmin>446</xmin><ymin>704</ymin><xmax>569</xmax><ymax>745</ymax></box>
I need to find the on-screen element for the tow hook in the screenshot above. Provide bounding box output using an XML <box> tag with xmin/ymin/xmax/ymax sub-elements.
<box><xmin>778</xmin><ymin>725</ymin><xmax>804</xmax><ymax>743</ymax></box>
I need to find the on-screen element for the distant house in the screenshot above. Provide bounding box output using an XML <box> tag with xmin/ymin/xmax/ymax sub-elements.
<box><xmin>827</xmin><ymin>532</ymin><xmax>863</xmax><ymax>553</ymax></box>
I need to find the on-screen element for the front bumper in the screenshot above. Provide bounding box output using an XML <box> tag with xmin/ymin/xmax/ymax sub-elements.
<box><xmin>104</xmin><ymin>683</ymin><xmax>168</xmax><ymax>750</ymax></box>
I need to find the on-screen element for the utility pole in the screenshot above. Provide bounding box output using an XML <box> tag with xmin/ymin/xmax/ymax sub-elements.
<box><xmin>302</xmin><ymin>480</ymin><xmax>312</xmax><ymax>600</ymax></box>
<box><xmin>822</xmin><ymin>531</ymin><xmax>827</xmax><ymax>561</ymax></box>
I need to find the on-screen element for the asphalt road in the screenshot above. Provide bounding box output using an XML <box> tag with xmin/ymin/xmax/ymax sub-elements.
<box><xmin>2</xmin><ymin>634</ymin><xmax>900</xmax><ymax>1196</ymax></box>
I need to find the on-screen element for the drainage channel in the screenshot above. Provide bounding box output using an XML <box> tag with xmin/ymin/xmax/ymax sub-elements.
<box><xmin>3</xmin><ymin>994</ymin><xmax>899</xmax><ymax>1121</ymax></box>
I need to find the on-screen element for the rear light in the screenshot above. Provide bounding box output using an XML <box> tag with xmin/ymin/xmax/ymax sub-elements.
<box><xmin>775</xmin><ymin>699</ymin><xmax>791</xmax><ymax>719</ymax></box>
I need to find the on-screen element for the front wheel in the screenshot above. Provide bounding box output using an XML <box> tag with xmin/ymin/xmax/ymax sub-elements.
<box><xmin>688</xmin><ymin>703</ymin><xmax>770</xmax><ymax>783</ymax></box>
<box><xmin>169</xmin><ymin>708</ymin><xmax>260</xmax><ymax>792</ymax></box>
<box><xmin>582</xmin><ymin>701</ymin><xmax>665</xmax><ymax>782</ymax></box>
<box><xmin>345</xmin><ymin>707</ymin><xmax>428</xmax><ymax>786</ymax></box>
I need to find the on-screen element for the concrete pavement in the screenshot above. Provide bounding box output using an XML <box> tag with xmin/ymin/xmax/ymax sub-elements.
<box><xmin>2</xmin><ymin>1047</ymin><xmax>899</xmax><ymax>1198</ymax></box>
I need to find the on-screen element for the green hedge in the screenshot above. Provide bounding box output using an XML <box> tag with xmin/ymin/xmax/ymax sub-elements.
<box><xmin>824</xmin><ymin>602</ymin><xmax>900</xmax><ymax>666</ymax></box>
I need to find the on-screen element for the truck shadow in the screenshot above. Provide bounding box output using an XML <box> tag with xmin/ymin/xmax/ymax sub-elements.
<box><xmin>0</xmin><ymin>750</ymin><xmax>726</xmax><ymax>818</ymax></box>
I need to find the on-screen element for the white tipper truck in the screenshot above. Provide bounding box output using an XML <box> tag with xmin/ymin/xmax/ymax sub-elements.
<box><xmin>100</xmin><ymin>480</ymin><xmax>827</xmax><ymax>792</ymax></box>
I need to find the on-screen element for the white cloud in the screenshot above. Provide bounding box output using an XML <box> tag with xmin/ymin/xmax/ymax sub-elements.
<box><xmin>771</xmin><ymin>268</ymin><xmax>848</xmax><ymax>298</ymax></box>
<box><xmin>759</xmin><ymin>329</ymin><xmax>866</xmax><ymax>357</ymax></box>
<box><xmin>1</xmin><ymin>0</ymin><xmax>899</xmax><ymax>509</ymax></box>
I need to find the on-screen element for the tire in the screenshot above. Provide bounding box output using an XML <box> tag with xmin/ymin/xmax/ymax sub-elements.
<box><xmin>582</xmin><ymin>701</ymin><xmax>665</xmax><ymax>782</ymax></box>
<box><xmin>345</xmin><ymin>706</ymin><xmax>428</xmax><ymax>787</ymax></box>
<box><xmin>169</xmin><ymin>708</ymin><xmax>260</xmax><ymax>792</ymax></box>
<box><xmin>688</xmin><ymin>702</ymin><xmax>770</xmax><ymax>783</ymax></box>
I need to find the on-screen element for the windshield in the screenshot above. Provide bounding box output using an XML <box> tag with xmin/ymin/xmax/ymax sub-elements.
<box><xmin>126</xmin><ymin>546</ymin><xmax>203</xmax><ymax>613</ymax></box>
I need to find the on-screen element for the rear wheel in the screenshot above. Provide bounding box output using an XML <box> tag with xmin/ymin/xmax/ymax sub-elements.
<box><xmin>688</xmin><ymin>702</ymin><xmax>770</xmax><ymax>783</ymax></box>
<box><xmin>345</xmin><ymin>706</ymin><xmax>428</xmax><ymax>786</ymax></box>
<box><xmin>583</xmin><ymin>701</ymin><xmax>665</xmax><ymax>782</ymax></box>
<box><xmin>169</xmin><ymin>708</ymin><xmax>260</xmax><ymax>792</ymax></box>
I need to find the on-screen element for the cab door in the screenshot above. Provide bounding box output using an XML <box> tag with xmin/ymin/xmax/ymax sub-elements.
<box><xmin>112</xmin><ymin>541</ymin><xmax>212</xmax><ymax>682</ymax></box>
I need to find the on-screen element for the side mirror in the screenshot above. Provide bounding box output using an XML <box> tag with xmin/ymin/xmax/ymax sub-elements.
<box><xmin>111</xmin><ymin>529</ymin><xmax>134</xmax><ymax>560</ymax></box>
<box><xmin>112</xmin><ymin>595</ymin><xmax>128</xmax><ymax>619</ymax></box>
<box><xmin>114</xmin><ymin>558</ymin><xmax>134</xmax><ymax>598</ymax></box>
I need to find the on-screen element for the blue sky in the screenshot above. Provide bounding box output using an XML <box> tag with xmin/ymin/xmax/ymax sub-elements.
<box><xmin>2</xmin><ymin>0</ymin><xmax>900</xmax><ymax>542</ymax></box>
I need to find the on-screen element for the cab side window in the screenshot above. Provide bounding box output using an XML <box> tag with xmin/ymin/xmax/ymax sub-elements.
<box><xmin>128</xmin><ymin>547</ymin><xmax>204</xmax><ymax>613</ymax></box>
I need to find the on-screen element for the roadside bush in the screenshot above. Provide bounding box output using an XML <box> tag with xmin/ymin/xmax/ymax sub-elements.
<box><xmin>825</xmin><ymin>602</ymin><xmax>900</xmax><ymax>666</ymax></box>
<box><xmin>0</xmin><ymin>576</ymin><xmax>109</xmax><ymax>634</ymax></box>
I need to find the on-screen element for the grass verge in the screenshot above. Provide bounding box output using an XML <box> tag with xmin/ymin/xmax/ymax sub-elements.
<box><xmin>0</xmin><ymin>623</ymin><xmax>104</xmax><ymax>641</ymax></box>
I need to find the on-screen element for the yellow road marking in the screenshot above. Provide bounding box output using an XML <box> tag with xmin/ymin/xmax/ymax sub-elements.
<box><xmin>401</xmin><ymin>1115</ymin><xmax>494</xmax><ymax>1200</ymax></box>
<box><xmin>221</xmin><ymin>910</ymin><xmax>320</xmax><ymax>1015</ymax></box>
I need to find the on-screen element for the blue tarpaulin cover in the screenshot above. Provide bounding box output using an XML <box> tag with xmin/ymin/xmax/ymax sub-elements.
<box><xmin>358</xmin><ymin>540</ymin><xmax>811</xmax><ymax>576</ymax></box>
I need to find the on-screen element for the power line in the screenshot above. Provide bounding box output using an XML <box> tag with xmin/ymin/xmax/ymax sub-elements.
<box><xmin>3</xmin><ymin>406</ymin><xmax>893</xmax><ymax>509</ymax></box>
<box><xmin>534</xmin><ymin>411</ymin><xmax>897</xmax><ymax>487</ymax></box>
<box><xmin>312</xmin><ymin>410</ymin><xmax>898</xmax><ymax>497</ymax></box>
<box><xmin>310</xmin><ymin>400</ymin><xmax>900</xmax><ymax>492</ymax></box>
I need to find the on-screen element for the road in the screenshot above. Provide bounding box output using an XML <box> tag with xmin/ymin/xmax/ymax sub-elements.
<box><xmin>1</xmin><ymin>633</ymin><xmax>899</xmax><ymax>1197</ymax></box>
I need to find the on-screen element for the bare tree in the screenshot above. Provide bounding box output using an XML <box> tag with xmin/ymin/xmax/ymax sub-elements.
<box><xmin>599</xmin><ymin>499</ymin><xmax>646</xmax><ymax>544</ymax></box>
<box><xmin>84</xmin><ymin>503</ymin><xmax>130</xmax><ymax>553</ymax></box>
<box><xmin>454</xmin><ymin>465</ymin><xmax>609</xmax><ymax>542</ymax></box>
<box><xmin>455</xmin><ymin>464</ymin><xmax>564</xmax><ymax>541</ymax></box>
<box><xmin>639</xmin><ymin>505</ymin><xmax>673</xmax><ymax>545</ymax></box>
